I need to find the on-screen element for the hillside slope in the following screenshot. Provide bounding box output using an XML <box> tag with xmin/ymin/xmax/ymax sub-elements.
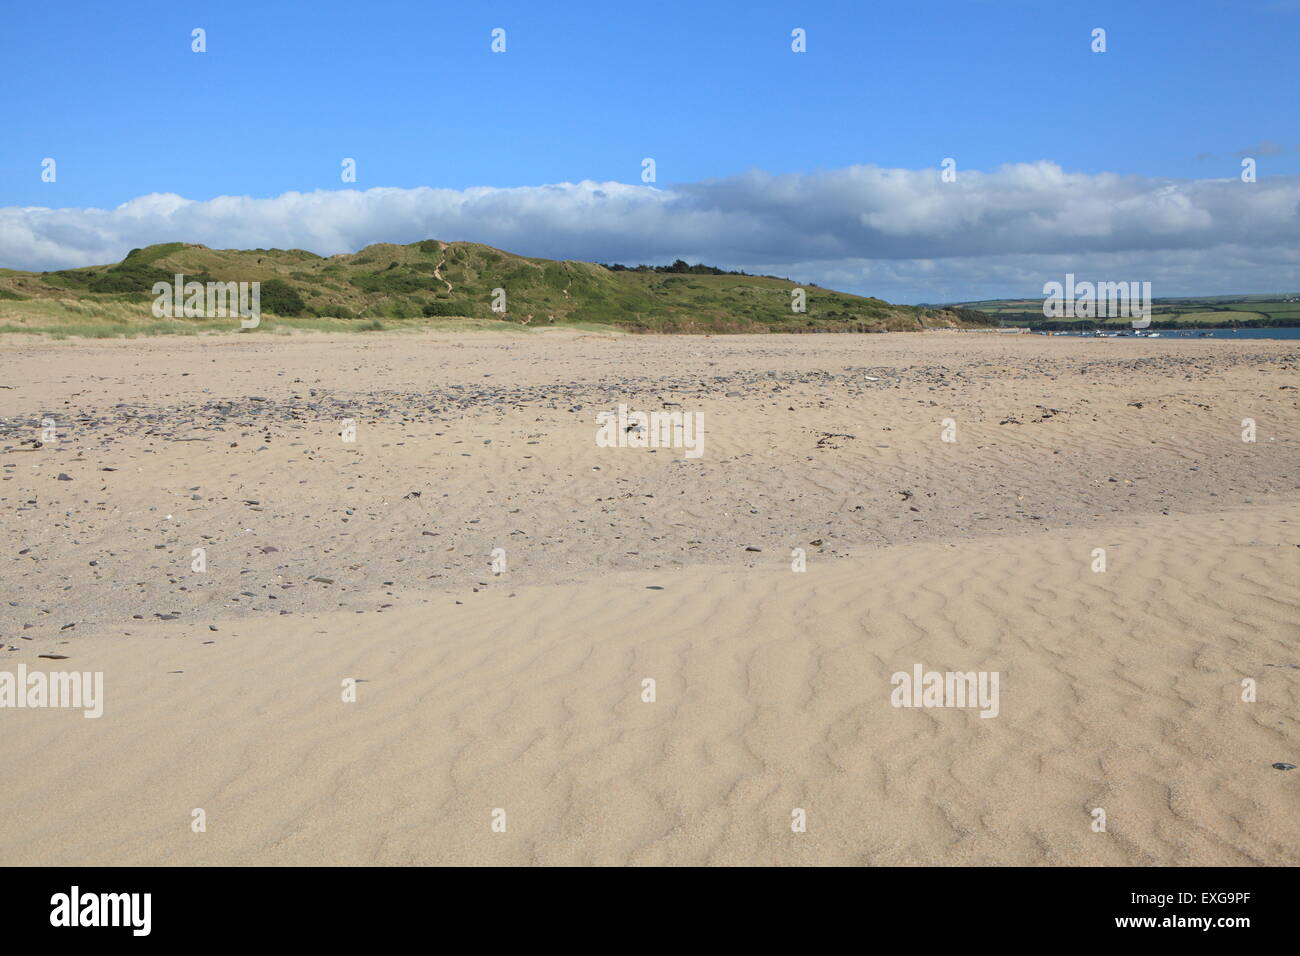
<box><xmin>0</xmin><ymin>241</ymin><xmax>993</xmax><ymax>333</ymax></box>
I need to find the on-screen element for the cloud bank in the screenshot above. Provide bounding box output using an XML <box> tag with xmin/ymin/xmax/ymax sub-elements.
<box><xmin>4</xmin><ymin>162</ymin><xmax>1298</xmax><ymax>302</ymax></box>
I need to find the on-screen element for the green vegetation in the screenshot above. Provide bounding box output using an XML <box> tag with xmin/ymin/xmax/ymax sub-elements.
<box><xmin>952</xmin><ymin>293</ymin><xmax>1300</xmax><ymax>331</ymax></box>
<box><xmin>258</xmin><ymin>278</ymin><xmax>308</xmax><ymax>316</ymax></box>
<box><xmin>0</xmin><ymin>240</ymin><xmax>997</xmax><ymax>336</ymax></box>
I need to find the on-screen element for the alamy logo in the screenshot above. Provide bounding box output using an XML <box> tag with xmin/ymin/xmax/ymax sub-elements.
<box><xmin>890</xmin><ymin>663</ymin><xmax>1000</xmax><ymax>718</ymax></box>
<box><xmin>0</xmin><ymin>665</ymin><xmax>103</xmax><ymax>718</ymax></box>
<box><xmin>152</xmin><ymin>273</ymin><xmax>261</xmax><ymax>328</ymax></box>
<box><xmin>50</xmin><ymin>886</ymin><xmax>151</xmax><ymax>936</ymax></box>
<box><xmin>596</xmin><ymin>404</ymin><xmax>705</xmax><ymax>459</ymax></box>
<box><xmin>1042</xmin><ymin>274</ymin><xmax>1152</xmax><ymax>328</ymax></box>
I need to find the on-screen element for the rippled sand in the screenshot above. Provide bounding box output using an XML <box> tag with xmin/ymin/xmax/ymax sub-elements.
<box><xmin>1</xmin><ymin>330</ymin><xmax>1296</xmax><ymax>864</ymax></box>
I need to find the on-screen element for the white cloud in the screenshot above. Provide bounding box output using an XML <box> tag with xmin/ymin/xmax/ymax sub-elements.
<box><xmin>4</xmin><ymin>161</ymin><xmax>1299</xmax><ymax>301</ymax></box>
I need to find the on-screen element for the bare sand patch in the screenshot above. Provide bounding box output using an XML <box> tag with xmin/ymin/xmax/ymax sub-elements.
<box><xmin>1</xmin><ymin>332</ymin><xmax>1295</xmax><ymax>864</ymax></box>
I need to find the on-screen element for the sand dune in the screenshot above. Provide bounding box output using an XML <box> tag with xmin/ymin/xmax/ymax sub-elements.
<box><xmin>0</xmin><ymin>331</ymin><xmax>1295</xmax><ymax>865</ymax></box>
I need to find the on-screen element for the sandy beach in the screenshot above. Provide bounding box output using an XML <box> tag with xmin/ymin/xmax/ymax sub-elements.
<box><xmin>0</xmin><ymin>330</ymin><xmax>1296</xmax><ymax>865</ymax></box>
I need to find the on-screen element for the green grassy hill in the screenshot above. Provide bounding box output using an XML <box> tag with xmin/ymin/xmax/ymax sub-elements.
<box><xmin>0</xmin><ymin>240</ymin><xmax>994</xmax><ymax>335</ymax></box>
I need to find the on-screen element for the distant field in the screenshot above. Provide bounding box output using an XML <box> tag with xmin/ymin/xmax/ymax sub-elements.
<box><xmin>953</xmin><ymin>294</ymin><xmax>1300</xmax><ymax>329</ymax></box>
<box><xmin>1139</xmin><ymin>310</ymin><xmax>1266</xmax><ymax>325</ymax></box>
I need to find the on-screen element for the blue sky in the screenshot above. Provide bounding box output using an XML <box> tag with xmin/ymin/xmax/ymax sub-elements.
<box><xmin>3</xmin><ymin>0</ymin><xmax>1299</xmax><ymax>301</ymax></box>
